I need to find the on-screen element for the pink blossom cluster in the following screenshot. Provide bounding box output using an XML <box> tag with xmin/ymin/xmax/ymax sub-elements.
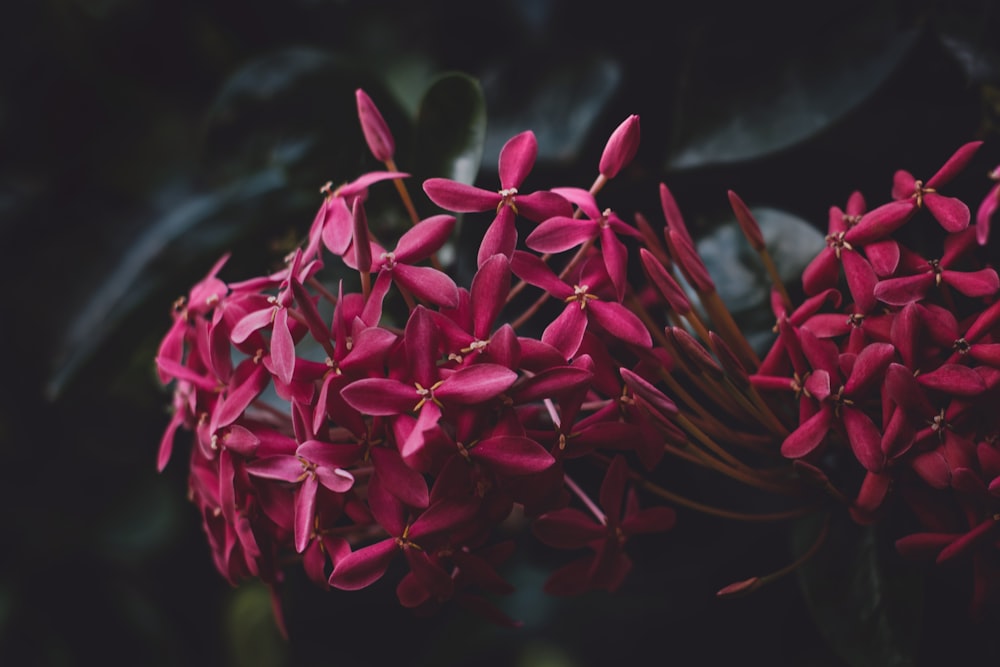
<box><xmin>155</xmin><ymin>88</ymin><xmax>1000</xmax><ymax>628</ymax></box>
<box><xmin>751</xmin><ymin>143</ymin><xmax>1000</xmax><ymax>616</ymax></box>
<box><xmin>155</xmin><ymin>92</ymin><xmax>672</xmax><ymax>629</ymax></box>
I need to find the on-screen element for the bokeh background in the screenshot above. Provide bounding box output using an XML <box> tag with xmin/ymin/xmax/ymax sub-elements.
<box><xmin>3</xmin><ymin>0</ymin><xmax>1000</xmax><ymax>665</ymax></box>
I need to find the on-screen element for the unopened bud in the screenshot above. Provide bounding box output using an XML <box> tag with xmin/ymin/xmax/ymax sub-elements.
<box><xmin>599</xmin><ymin>114</ymin><xmax>640</xmax><ymax>179</ymax></box>
<box><xmin>716</xmin><ymin>577</ymin><xmax>760</xmax><ymax>597</ymax></box>
<box><xmin>727</xmin><ymin>190</ymin><xmax>765</xmax><ymax>251</ymax></box>
<box><xmin>356</xmin><ymin>89</ymin><xmax>395</xmax><ymax>162</ymax></box>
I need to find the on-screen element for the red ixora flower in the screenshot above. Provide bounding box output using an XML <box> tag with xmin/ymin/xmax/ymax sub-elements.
<box><xmin>532</xmin><ymin>455</ymin><xmax>676</xmax><ymax>595</ymax></box>
<box><xmin>422</xmin><ymin>130</ymin><xmax>571</xmax><ymax>266</ymax></box>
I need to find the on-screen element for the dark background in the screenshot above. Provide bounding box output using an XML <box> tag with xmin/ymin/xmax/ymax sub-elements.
<box><xmin>2</xmin><ymin>0</ymin><xmax>1000</xmax><ymax>665</ymax></box>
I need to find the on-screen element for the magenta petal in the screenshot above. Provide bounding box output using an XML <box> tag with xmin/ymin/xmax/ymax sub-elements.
<box><xmin>498</xmin><ymin>130</ymin><xmax>537</xmax><ymax>189</ymax></box>
<box><xmin>271</xmin><ymin>308</ymin><xmax>296</xmax><ymax>386</ymax></box>
<box><xmin>371</xmin><ymin>446</ymin><xmax>429</xmax><ymax>508</ymax></box>
<box><xmin>892</xmin><ymin>170</ymin><xmax>917</xmax><ymax>200</ymax></box>
<box><xmin>322</xmin><ymin>197</ymin><xmax>354</xmax><ymax>256</ymax></box>
<box><xmin>478</xmin><ymin>206</ymin><xmax>518</xmax><ymax>266</ymax></box>
<box><xmin>341</xmin><ymin>378</ymin><xmax>418</xmax><ymax>415</ymax></box>
<box><xmin>510</xmin><ymin>250</ymin><xmax>573</xmax><ymax>298</ymax></box>
<box><xmin>532</xmin><ymin>507</ymin><xmax>605</xmax><ymax>548</ymax></box>
<box><xmin>600</xmin><ymin>225</ymin><xmax>629</xmax><ymax>302</ymax></box>
<box><xmin>230</xmin><ymin>307</ymin><xmax>276</xmax><ymax>345</ymax></box>
<box><xmin>422</xmin><ymin>178</ymin><xmax>498</xmax><ymax>212</ymax></box>
<box><xmin>514</xmin><ymin>191</ymin><xmax>573</xmax><ymax>222</ymax></box>
<box><xmin>246</xmin><ymin>456</ymin><xmax>304</xmax><ymax>483</ymax></box>
<box><xmin>910</xmin><ymin>450</ymin><xmax>951</xmax><ymax>489</ymax></box>
<box><xmin>513</xmin><ymin>366</ymin><xmax>595</xmax><ymax>403</ymax></box>
<box><xmin>542</xmin><ymin>304</ymin><xmax>588</xmax><ymax>360</ymax></box>
<box><xmin>841</xmin><ymin>250</ymin><xmax>878</xmax><ymax>313</ymax></box>
<box><xmin>214</xmin><ymin>363</ymin><xmax>270</xmax><ymax>428</ymax></box>
<box><xmin>589</xmin><ymin>301</ymin><xmax>652</xmax><ymax>349</ymax></box>
<box><xmin>394</xmin><ymin>214</ymin><xmax>456</xmax><ymax>262</ymax></box>
<box><xmin>157</xmin><ymin>413</ymin><xmax>183</xmax><ymax>472</ymax></box>
<box><xmin>926</xmin><ymin>141</ymin><xmax>982</xmax><ymax>188</ymax></box>
<box><xmin>294</xmin><ymin>475</ymin><xmax>318</xmax><ymax>553</ymax></box>
<box><xmin>781</xmin><ymin>407</ymin><xmax>832</xmax><ymax>459</ymax></box>
<box><xmin>328</xmin><ymin>539</ymin><xmax>398</xmax><ymax>590</ymax></box>
<box><xmin>471</xmin><ymin>435</ymin><xmax>555</xmax><ymax>475</ymax></box>
<box><xmin>154</xmin><ymin>356</ymin><xmax>218</xmax><ymax>392</ymax></box>
<box><xmin>435</xmin><ymin>363</ymin><xmax>517</xmax><ymax>404</ymax></box>
<box><xmin>393</xmin><ymin>263</ymin><xmax>460</xmax><ymax>309</ymax></box>
<box><xmin>847</xmin><ymin>200</ymin><xmax>915</xmax><ymax>245</ymax></box>
<box><xmin>525</xmin><ymin>216</ymin><xmax>597</xmax><ymax>253</ymax></box>
<box><xmin>470</xmin><ymin>254</ymin><xmax>511</xmax><ymax>340</ymax></box>
<box><xmin>801</xmin><ymin>249</ymin><xmax>839</xmax><ymax>296</ymax></box>
<box><xmin>843</xmin><ymin>407</ymin><xmax>884</xmax><ymax>472</ymax></box>
<box><xmin>924</xmin><ymin>193</ymin><xmax>971</xmax><ymax>232</ymax></box>
<box><xmin>315</xmin><ymin>467</ymin><xmax>355</xmax><ymax>494</ymax></box>
<box><xmin>400</xmin><ymin>401</ymin><xmax>441</xmax><ymax>459</ymax></box>
<box><xmin>864</xmin><ymin>238</ymin><xmax>901</xmax><ymax>277</ymax></box>
<box><xmin>936</xmin><ymin>517</ymin><xmax>998</xmax><ymax>565</ymax></box>
<box><xmin>916</xmin><ymin>363</ymin><xmax>986</xmax><ymax>396</ymax></box>
<box><xmin>843</xmin><ymin>342</ymin><xmax>895</xmax><ymax>396</ymax></box>
<box><xmin>873</xmin><ymin>273</ymin><xmax>934</xmax><ymax>306</ymax></box>
<box><xmin>944</xmin><ymin>268</ymin><xmax>999</xmax><ymax>299</ymax></box>
<box><xmin>408</xmin><ymin>496</ymin><xmax>480</xmax><ymax>541</ymax></box>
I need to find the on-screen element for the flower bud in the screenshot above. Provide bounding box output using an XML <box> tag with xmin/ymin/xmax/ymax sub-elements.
<box><xmin>356</xmin><ymin>88</ymin><xmax>395</xmax><ymax>162</ymax></box>
<box><xmin>599</xmin><ymin>114</ymin><xmax>639</xmax><ymax>179</ymax></box>
<box><xmin>727</xmin><ymin>190</ymin><xmax>765</xmax><ymax>251</ymax></box>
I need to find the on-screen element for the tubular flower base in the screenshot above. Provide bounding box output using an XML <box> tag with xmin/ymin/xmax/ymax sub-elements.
<box><xmin>156</xmin><ymin>89</ymin><xmax>1000</xmax><ymax>630</ymax></box>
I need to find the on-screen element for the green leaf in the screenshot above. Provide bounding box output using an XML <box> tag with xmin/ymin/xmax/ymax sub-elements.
<box><xmin>695</xmin><ymin>207</ymin><xmax>826</xmax><ymax>353</ymax></box>
<box><xmin>481</xmin><ymin>54</ymin><xmax>622</xmax><ymax>166</ymax></box>
<box><xmin>46</xmin><ymin>167</ymin><xmax>287</xmax><ymax>398</ymax></box>
<box><xmin>226</xmin><ymin>582</ymin><xmax>288</xmax><ymax>667</ymax></box>
<box><xmin>666</xmin><ymin>10</ymin><xmax>919</xmax><ymax>170</ymax></box>
<box><xmin>794</xmin><ymin>513</ymin><xmax>924</xmax><ymax>667</ymax></box>
<box><xmin>413</xmin><ymin>72</ymin><xmax>487</xmax><ymax>185</ymax></box>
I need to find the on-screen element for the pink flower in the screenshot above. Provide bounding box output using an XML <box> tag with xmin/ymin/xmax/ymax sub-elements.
<box><xmin>532</xmin><ymin>455</ymin><xmax>675</xmax><ymax>595</ymax></box>
<box><xmin>423</xmin><ymin>131</ymin><xmax>571</xmax><ymax>266</ymax></box>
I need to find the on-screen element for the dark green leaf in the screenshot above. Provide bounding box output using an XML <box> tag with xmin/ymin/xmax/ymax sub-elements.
<box><xmin>794</xmin><ymin>513</ymin><xmax>923</xmax><ymax>667</ymax></box>
<box><xmin>413</xmin><ymin>72</ymin><xmax>486</xmax><ymax>185</ymax></box>
<box><xmin>480</xmin><ymin>54</ymin><xmax>622</xmax><ymax>167</ymax></box>
<box><xmin>695</xmin><ymin>207</ymin><xmax>825</xmax><ymax>353</ymax></box>
<box><xmin>46</xmin><ymin>168</ymin><xmax>287</xmax><ymax>398</ymax></box>
<box><xmin>666</xmin><ymin>10</ymin><xmax>919</xmax><ymax>170</ymax></box>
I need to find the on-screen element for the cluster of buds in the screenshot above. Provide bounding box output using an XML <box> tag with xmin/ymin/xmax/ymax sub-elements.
<box><xmin>156</xmin><ymin>87</ymin><xmax>1000</xmax><ymax>631</ymax></box>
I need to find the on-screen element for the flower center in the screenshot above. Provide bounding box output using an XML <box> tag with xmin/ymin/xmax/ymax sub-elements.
<box><xmin>497</xmin><ymin>187</ymin><xmax>519</xmax><ymax>214</ymax></box>
<box><xmin>825</xmin><ymin>231</ymin><xmax>853</xmax><ymax>259</ymax></box>
<box><xmin>566</xmin><ymin>284</ymin><xmax>598</xmax><ymax>309</ymax></box>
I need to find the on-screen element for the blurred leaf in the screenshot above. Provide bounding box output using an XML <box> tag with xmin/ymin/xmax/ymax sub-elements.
<box><xmin>695</xmin><ymin>207</ymin><xmax>826</xmax><ymax>352</ymax></box>
<box><xmin>202</xmin><ymin>46</ymin><xmax>408</xmax><ymax>185</ymax></box>
<box><xmin>47</xmin><ymin>167</ymin><xmax>286</xmax><ymax>398</ymax></box>
<box><xmin>794</xmin><ymin>513</ymin><xmax>923</xmax><ymax>667</ymax></box>
<box><xmin>226</xmin><ymin>582</ymin><xmax>288</xmax><ymax>667</ymax></box>
<box><xmin>413</xmin><ymin>72</ymin><xmax>487</xmax><ymax>185</ymax></box>
<box><xmin>480</xmin><ymin>54</ymin><xmax>622</xmax><ymax>167</ymax></box>
<box><xmin>666</xmin><ymin>11</ymin><xmax>919</xmax><ymax>170</ymax></box>
<box><xmin>934</xmin><ymin>11</ymin><xmax>1000</xmax><ymax>86</ymax></box>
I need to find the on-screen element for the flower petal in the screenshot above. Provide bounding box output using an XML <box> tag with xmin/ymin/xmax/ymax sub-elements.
<box><xmin>498</xmin><ymin>130</ymin><xmax>537</xmax><ymax>189</ymax></box>
<box><xmin>422</xmin><ymin>178</ymin><xmax>498</xmax><ymax>212</ymax></box>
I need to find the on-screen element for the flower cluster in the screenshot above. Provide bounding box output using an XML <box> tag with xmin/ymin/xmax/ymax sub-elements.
<box><xmin>156</xmin><ymin>88</ymin><xmax>1000</xmax><ymax>630</ymax></box>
